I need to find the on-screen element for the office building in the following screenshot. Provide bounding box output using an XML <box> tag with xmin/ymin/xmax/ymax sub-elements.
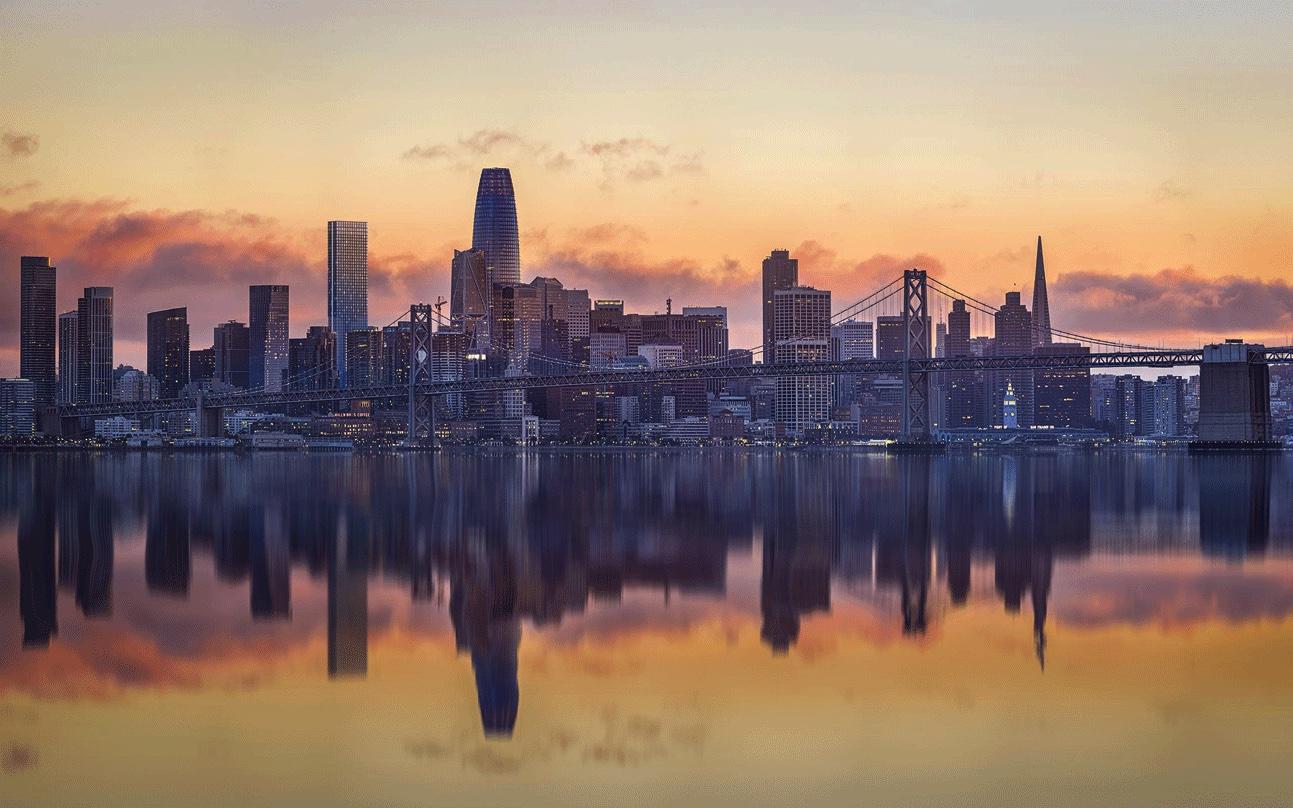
<box><xmin>189</xmin><ymin>348</ymin><xmax>216</xmax><ymax>385</ymax></box>
<box><xmin>762</xmin><ymin>250</ymin><xmax>798</xmax><ymax>363</ymax></box>
<box><xmin>146</xmin><ymin>307</ymin><xmax>189</xmax><ymax>398</ymax></box>
<box><xmin>472</xmin><ymin>167</ymin><xmax>521</xmax><ymax>287</ymax></box>
<box><xmin>249</xmin><ymin>285</ymin><xmax>289</xmax><ymax>392</ymax></box>
<box><xmin>0</xmin><ymin>378</ymin><xmax>35</xmax><ymax>436</ymax></box>
<box><xmin>945</xmin><ymin>299</ymin><xmax>981</xmax><ymax>428</ymax></box>
<box><xmin>287</xmin><ymin>326</ymin><xmax>338</xmax><ymax>392</ymax></box>
<box><xmin>1032</xmin><ymin>236</ymin><xmax>1052</xmax><ymax>347</ymax></box>
<box><xmin>490</xmin><ymin>283</ymin><xmax>542</xmax><ymax>369</ymax></box>
<box><xmin>1034</xmin><ymin>343</ymin><xmax>1091</xmax><ymax>428</ymax></box>
<box><xmin>774</xmin><ymin>286</ymin><xmax>831</xmax><ymax>436</ymax></box>
<box><xmin>57</xmin><ymin>311</ymin><xmax>78</xmax><ymax>405</ymax></box>
<box><xmin>114</xmin><ymin>369</ymin><xmax>160</xmax><ymax>402</ymax></box>
<box><xmin>328</xmin><ymin>220</ymin><xmax>368</xmax><ymax>385</ymax></box>
<box><xmin>990</xmin><ymin>291</ymin><xmax>1033</xmax><ymax>428</ymax></box>
<box><xmin>450</xmin><ymin>248</ymin><xmax>489</xmax><ymax>348</ymax></box>
<box><xmin>1154</xmin><ymin>375</ymin><xmax>1187</xmax><ymax>436</ymax></box>
<box><xmin>344</xmin><ymin>327</ymin><xmax>384</xmax><ymax>389</ymax></box>
<box><xmin>213</xmin><ymin>320</ymin><xmax>250</xmax><ymax>390</ymax></box>
<box><xmin>76</xmin><ymin>287</ymin><xmax>114</xmax><ymax>404</ymax></box>
<box><xmin>20</xmin><ymin>256</ymin><xmax>56</xmax><ymax>410</ymax></box>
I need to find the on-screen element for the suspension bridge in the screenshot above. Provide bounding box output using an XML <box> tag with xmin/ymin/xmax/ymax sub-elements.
<box><xmin>55</xmin><ymin>270</ymin><xmax>1293</xmax><ymax>444</ymax></box>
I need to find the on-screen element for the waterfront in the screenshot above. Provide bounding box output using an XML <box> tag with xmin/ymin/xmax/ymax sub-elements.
<box><xmin>2</xmin><ymin>450</ymin><xmax>1292</xmax><ymax>806</ymax></box>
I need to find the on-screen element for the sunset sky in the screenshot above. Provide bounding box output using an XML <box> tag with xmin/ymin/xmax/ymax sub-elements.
<box><xmin>3</xmin><ymin>2</ymin><xmax>1293</xmax><ymax>371</ymax></box>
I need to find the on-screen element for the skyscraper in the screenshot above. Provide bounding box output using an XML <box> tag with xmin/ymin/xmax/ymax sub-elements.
<box><xmin>450</xmin><ymin>248</ymin><xmax>489</xmax><ymax>351</ymax></box>
<box><xmin>328</xmin><ymin>220</ymin><xmax>368</xmax><ymax>386</ymax></box>
<box><xmin>58</xmin><ymin>311</ymin><xmax>78</xmax><ymax>405</ymax></box>
<box><xmin>991</xmin><ymin>291</ymin><xmax>1033</xmax><ymax>427</ymax></box>
<box><xmin>20</xmin><ymin>257</ymin><xmax>57</xmax><ymax>410</ymax></box>
<box><xmin>761</xmin><ymin>249</ymin><xmax>798</xmax><ymax>362</ymax></box>
<box><xmin>774</xmin><ymin>286</ymin><xmax>832</xmax><ymax>436</ymax></box>
<box><xmin>945</xmin><ymin>299</ymin><xmax>981</xmax><ymax>428</ymax></box>
<box><xmin>249</xmin><ymin>285</ymin><xmax>289</xmax><ymax>391</ymax></box>
<box><xmin>287</xmin><ymin>326</ymin><xmax>337</xmax><ymax>392</ymax></box>
<box><xmin>75</xmin><ymin>287</ymin><xmax>113</xmax><ymax>405</ymax></box>
<box><xmin>1034</xmin><ymin>343</ymin><xmax>1091</xmax><ymax>428</ymax></box>
<box><xmin>147</xmin><ymin>307</ymin><xmax>189</xmax><ymax>398</ymax></box>
<box><xmin>344</xmin><ymin>327</ymin><xmax>384</xmax><ymax>388</ymax></box>
<box><xmin>213</xmin><ymin>320</ymin><xmax>250</xmax><ymax>390</ymax></box>
<box><xmin>1031</xmin><ymin>235</ymin><xmax>1052</xmax><ymax>347</ymax></box>
<box><xmin>472</xmin><ymin>168</ymin><xmax>521</xmax><ymax>287</ymax></box>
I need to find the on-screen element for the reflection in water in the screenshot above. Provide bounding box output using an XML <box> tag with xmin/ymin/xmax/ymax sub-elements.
<box><xmin>3</xmin><ymin>451</ymin><xmax>1290</xmax><ymax>738</ymax></box>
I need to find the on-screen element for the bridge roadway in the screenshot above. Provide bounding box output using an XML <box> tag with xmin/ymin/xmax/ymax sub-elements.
<box><xmin>59</xmin><ymin>346</ymin><xmax>1293</xmax><ymax>419</ymax></box>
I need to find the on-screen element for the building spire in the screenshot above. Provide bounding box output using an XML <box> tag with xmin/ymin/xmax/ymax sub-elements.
<box><xmin>1031</xmin><ymin>235</ymin><xmax>1052</xmax><ymax>346</ymax></box>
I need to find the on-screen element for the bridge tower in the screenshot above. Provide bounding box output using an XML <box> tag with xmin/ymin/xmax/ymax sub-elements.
<box><xmin>901</xmin><ymin>269</ymin><xmax>931</xmax><ymax>439</ymax></box>
<box><xmin>406</xmin><ymin>304</ymin><xmax>436</xmax><ymax>447</ymax></box>
<box><xmin>1194</xmin><ymin>340</ymin><xmax>1273</xmax><ymax>446</ymax></box>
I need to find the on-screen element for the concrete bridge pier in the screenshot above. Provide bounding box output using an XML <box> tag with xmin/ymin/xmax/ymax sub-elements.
<box><xmin>195</xmin><ymin>394</ymin><xmax>224</xmax><ymax>438</ymax></box>
<box><xmin>1194</xmin><ymin>340</ymin><xmax>1273</xmax><ymax>448</ymax></box>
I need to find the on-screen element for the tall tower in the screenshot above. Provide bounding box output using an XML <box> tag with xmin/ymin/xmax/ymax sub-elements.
<box><xmin>75</xmin><ymin>287</ymin><xmax>113</xmax><ymax>405</ymax></box>
<box><xmin>20</xmin><ymin>256</ymin><xmax>57</xmax><ymax>410</ymax></box>
<box><xmin>249</xmin><ymin>285</ymin><xmax>290</xmax><ymax>392</ymax></box>
<box><xmin>761</xmin><ymin>249</ymin><xmax>798</xmax><ymax>363</ymax></box>
<box><xmin>1031</xmin><ymin>235</ymin><xmax>1052</xmax><ymax>347</ymax></box>
<box><xmin>472</xmin><ymin>168</ymin><xmax>521</xmax><ymax>288</ymax></box>
<box><xmin>328</xmin><ymin>221</ymin><xmax>368</xmax><ymax>387</ymax></box>
<box><xmin>147</xmin><ymin>307</ymin><xmax>190</xmax><ymax>398</ymax></box>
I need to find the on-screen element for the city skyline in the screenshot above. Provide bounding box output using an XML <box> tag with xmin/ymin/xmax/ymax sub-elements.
<box><xmin>5</xmin><ymin>5</ymin><xmax>1293</xmax><ymax>374</ymax></box>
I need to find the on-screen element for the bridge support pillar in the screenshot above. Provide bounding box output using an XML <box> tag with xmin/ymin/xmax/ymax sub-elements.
<box><xmin>1194</xmin><ymin>341</ymin><xmax>1273</xmax><ymax>447</ymax></box>
<box><xmin>901</xmin><ymin>268</ymin><xmax>931</xmax><ymax>440</ymax></box>
<box><xmin>406</xmin><ymin>304</ymin><xmax>436</xmax><ymax>447</ymax></box>
<box><xmin>195</xmin><ymin>394</ymin><xmax>224</xmax><ymax>438</ymax></box>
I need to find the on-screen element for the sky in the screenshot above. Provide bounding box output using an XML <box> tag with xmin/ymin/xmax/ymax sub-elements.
<box><xmin>2</xmin><ymin>1</ymin><xmax>1293</xmax><ymax>371</ymax></box>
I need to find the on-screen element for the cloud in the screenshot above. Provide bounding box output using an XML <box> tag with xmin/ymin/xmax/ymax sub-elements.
<box><xmin>1152</xmin><ymin>179</ymin><xmax>1190</xmax><ymax>203</ymax></box>
<box><xmin>402</xmin><ymin>131</ymin><xmax>703</xmax><ymax>185</ymax></box>
<box><xmin>2</xmin><ymin>132</ymin><xmax>39</xmax><ymax>158</ymax></box>
<box><xmin>0</xmin><ymin>181</ymin><xmax>39</xmax><ymax>197</ymax></box>
<box><xmin>1</xmin><ymin>743</ymin><xmax>37</xmax><ymax>773</ymax></box>
<box><xmin>1054</xmin><ymin>267</ymin><xmax>1293</xmax><ymax>338</ymax></box>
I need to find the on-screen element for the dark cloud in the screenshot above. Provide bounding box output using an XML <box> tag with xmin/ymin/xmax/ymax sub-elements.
<box><xmin>2</xmin><ymin>132</ymin><xmax>38</xmax><ymax>158</ymax></box>
<box><xmin>1</xmin><ymin>743</ymin><xmax>37</xmax><ymax>773</ymax></box>
<box><xmin>1054</xmin><ymin>267</ymin><xmax>1293</xmax><ymax>338</ymax></box>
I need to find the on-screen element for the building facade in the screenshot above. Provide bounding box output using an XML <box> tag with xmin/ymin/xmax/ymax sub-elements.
<box><xmin>773</xmin><ymin>286</ymin><xmax>831</xmax><ymax>436</ymax></box>
<box><xmin>249</xmin><ymin>285</ymin><xmax>289</xmax><ymax>392</ymax></box>
<box><xmin>147</xmin><ymin>307</ymin><xmax>190</xmax><ymax>398</ymax></box>
<box><xmin>327</xmin><ymin>220</ymin><xmax>368</xmax><ymax>386</ymax></box>
<box><xmin>213</xmin><ymin>320</ymin><xmax>250</xmax><ymax>390</ymax></box>
<box><xmin>76</xmin><ymin>287</ymin><xmax>114</xmax><ymax>405</ymax></box>
<box><xmin>58</xmin><ymin>311</ymin><xmax>78</xmax><ymax>405</ymax></box>
<box><xmin>20</xmin><ymin>256</ymin><xmax>57</xmax><ymax>410</ymax></box>
<box><xmin>472</xmin><ymin>168</ymin><xmax>521</xmax><ymax>287</ymax></box>
<box><xmin>761</xmin><ymin>250</ymin><xmax>798</xmax><ymax>363</ymax></box>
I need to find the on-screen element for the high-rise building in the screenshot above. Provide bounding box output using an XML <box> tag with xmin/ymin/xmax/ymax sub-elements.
<box><xmin>189</xmin><ymin>348</ymin><xmax>216</xmax><ymax>386</ymax></box>
<box><xmin>1113</xmin><ymin>374</ymin><xmax>1150</xmax><ymax>438</ymax></box>
<box><xmin>114</xmin><ymin>369</ymin><xmax>160</xmax><ymax>402</ymax></box>
<box><xmin>490</xmin><ymin>283</ymin><xmax>542</xmax><ymax>370</ymax></box>
<box><xmin>146</xmin><ymin>307</ymin><xmax>189</xmax><ymax>398</ymax></box>
<box><xmin>344</xmin><ymin>327</ymin><xmax>384</xmax><ymax>389</ymax></box>
<box><xmin>57</xmin><ymin>311</ymin><xmax>78</xmax><ymax>405</ymax></box>
<box><xmin>1031</xmin><ymin>236</ymin><xmax>1052</xmax><ymax>347</ymax></box>
<box><xmin>945</xmin><ymin>300</ymin><xmax>981</xmax><ymax>428</ymax></box>
<box><xmin>1154</xmin><ymin>374</ymin><xmax>1187</xmax><ymax>436</ymax></box>
<box><xmin>774</xmin><ymin>286</ymin><xmax>831</xmax><ymax>436</ymax></box>
<box><xmin>287</xmin><ymin>327</ymin><xmax>337</xmax><ymax>392</ymax></box>
<box><xmin>761</xmin><ymin>250</ymin><xmax>798</xmax><ymax>363</ymax></box>
<box><xmin>472</xmin><ymin>168</ymin><xmax>521</xmax><ymax>287</ymax></box>
<box><xmin>249</xmin><ymin>285</ymin><xmax>289</xmax><ymax>392</ymax></box>
<box><xmin>20</xmin><ymin>257</ymin><xmax>56</xmax><ymax>410</ymax></box>
<box><xmin>450</xmin><ymin>248</ymin><xmax>489</xmax><ymax>350</ymax></box>
<box><xmin>75</xmin><ymin>287</ymin><xmax>113</xmax><ymax>405</ymax></box>
<box><xmin>1034</xmin><ymin>343</ymin><xmax>1091</xmax><ymax>428</ymax></box>
<box><xmin>213</xmin><ymin>320</ymin><xmax>250</xmax><ymax>390</ymax></box>
<box><xmin>564</xmin><ymin>288</ymin><xmax>591</xmax><ymax>342</ymax></box>
<box><xmin>875</xmin><ymin>316</ymin><xmax>904</xmax><ymax>360</ymax></box>
<box><xmin>0</xmin><ymin>378</ymin><xmax>35</xmax><ymax>436</ymax></box>
<box><xmin>831</xmin><ymin>319</ymin><xmax>873</xmax><ymax>409</ymax></box>
<box><xmin>382</xmin><ymin>322</ymin><xmax>412</xmax><ymax>387</ymax></box>
<box><xmin>990</xmin><ymin>291</ymin><xmax>1033</xmax><ymax>428</ymax></box>
<box><xmin>327</xmin><ymin>220</ymin><xmax>368</xmax><ymax>386</ymax></box>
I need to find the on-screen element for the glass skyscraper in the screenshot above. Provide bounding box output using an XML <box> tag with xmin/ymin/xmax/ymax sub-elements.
<box><xmin>146</xmin><ymin>307</ymin><xmax>190</xmax><ymax>398</ymax></box>
<box><xmin>20</xmin><ymin>256</ymin><xmax>57</xmax><ymax>410</ymax></box>
<box><xmin>75</xmin><ymin>287</ymin><xmax>113</xmax><ymax>405</ymax></box>
<box><xmin>472</xmin><ymin>168</ymin><xmax>520</xmax><ymax>289</ymax></box>
<box><xmin>249</xmin><ymin>285</ymin><xmax>289</xmax><ymax>392</ymax></box>
<box><xmin>327</xmin><ymin>220</ymin><xmax>368</xmax><ymax>386</ymax></box>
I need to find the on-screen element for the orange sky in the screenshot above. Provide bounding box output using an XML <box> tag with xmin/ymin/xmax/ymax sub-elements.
<box><xmin>3</xmin><ymin>3</ymin><xmax>1293</xmax><ymax>371</ymax></box>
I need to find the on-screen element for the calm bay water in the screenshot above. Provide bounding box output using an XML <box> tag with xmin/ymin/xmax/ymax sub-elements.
<box><xmin>2</xmin><ymin>450</ymin><xmax>1291</xmax><ymax>807</ymax></box>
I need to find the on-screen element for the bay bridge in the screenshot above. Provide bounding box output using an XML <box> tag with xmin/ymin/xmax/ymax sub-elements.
<box><xmin>56</xmin><ymin>270</ymin><xmax>1293</xmax><ymax>444</ymax></box>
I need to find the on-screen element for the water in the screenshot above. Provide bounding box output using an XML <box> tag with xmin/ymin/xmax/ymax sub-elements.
<box><xmin>1</xmin><ymin>450</ymin><xmax>1291</xmax><ymax>807</ymax></box>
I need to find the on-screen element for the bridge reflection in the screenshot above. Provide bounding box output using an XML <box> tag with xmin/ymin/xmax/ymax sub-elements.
<box><xmin>7</xmin><ymin>451</ymin><xmax>1288</xmax><ymax>737</ymax></box>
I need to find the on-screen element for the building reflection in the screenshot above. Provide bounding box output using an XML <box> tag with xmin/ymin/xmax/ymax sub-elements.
<box><xmin>3</xmin><ymin>450</ymin><xmax>1285</xmax><ymax>735</ymax></box>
